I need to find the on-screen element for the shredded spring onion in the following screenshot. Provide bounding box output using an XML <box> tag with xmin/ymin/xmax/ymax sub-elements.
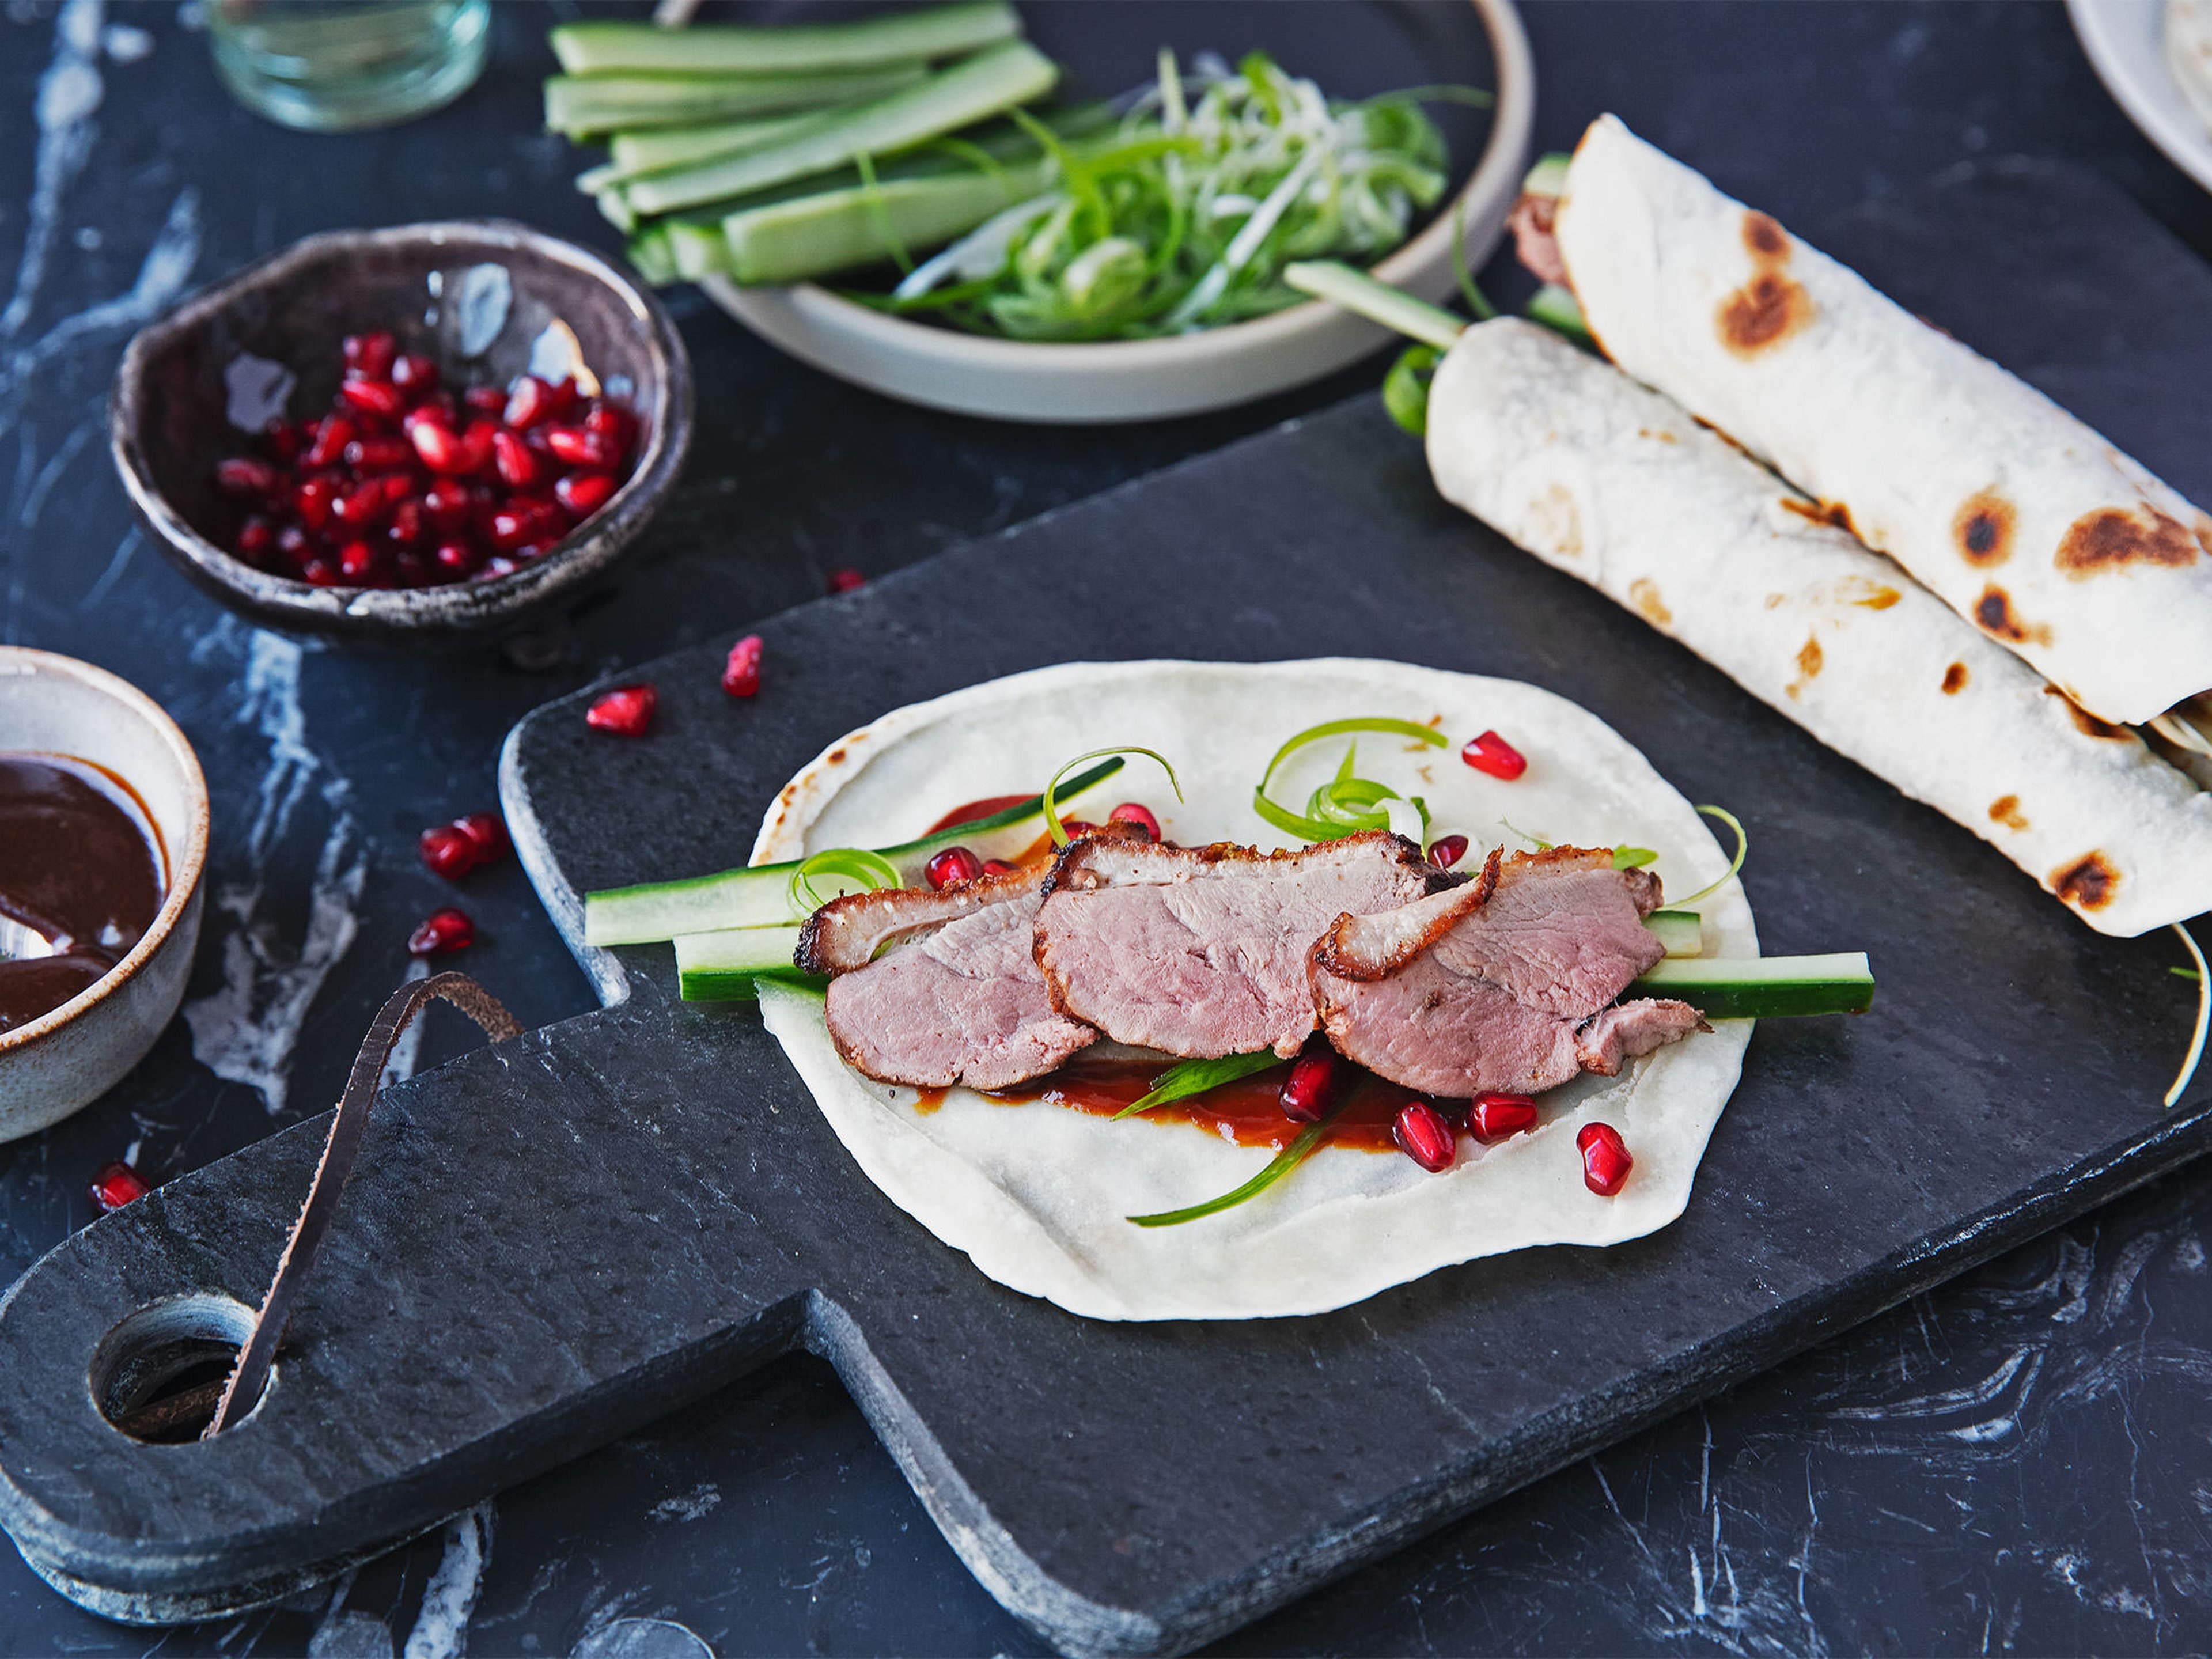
<box><xmin>1043</xmin><ymin>746</ymin><xmax>1182</xmax><ymax>847</ymax></box>
<box><xmin>1128</xmin><ymin>1100</ymin><xmax>1349</xmax><ymax>1226</ymax></box>
<box><xmin>2168</xmin><ymin>922</ymin><xmax>2210</xmax><ymax>1109</ymax></box>
<box><xmin>1382</xmin><ymin>343</ymin><xmax>1441</xmax><ymax>437</ymax></box>
<box><xmin>1676</xmin><ymin>805</ymin><xmax>1748</xmax><ymax>908</ymax></box>
<box><xmin>1112</xmin><ymin>1051</ymin><xmax>1283</xmax><ymax>1121</ymax></box>
<box><xmin>1252</xmin><ymin>717</ymin><xmax>1446</xmax><ymax>843</ymax></box>
<box><xmin>786</xmin><ymin>847</ymin><xmax>903</xmax><ymax>917</ymax></box>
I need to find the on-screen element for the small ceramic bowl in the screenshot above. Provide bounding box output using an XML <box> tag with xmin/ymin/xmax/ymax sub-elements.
<box><xmin>703</xmin><ymin>0</ymin><xmax>1533</xmax><ymax>423</ymax></box>
<box><xmin>110</xmin><ymin>220</ymin><xmax>692</xmax><ymax>647</ymax></box>
<box><xmin>0</xmin><ymin>649</ymin><xmax>209</xmax><ymax>1142</ymax></box>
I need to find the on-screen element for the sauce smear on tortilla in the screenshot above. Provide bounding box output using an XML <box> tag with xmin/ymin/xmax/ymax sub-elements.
<box><xmin>993</xmin><ymin>1055</ymin><xmax>1418</xmax><ymax>1152</ymax></box>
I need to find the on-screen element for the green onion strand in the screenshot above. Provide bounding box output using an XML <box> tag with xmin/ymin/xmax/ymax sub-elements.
<box><xmin>1253</xmin><ymin>717</ymin><xmax>1446</xmax><ymax>844</ymax></box>
<box><xmin>787</xmin><ymin>846</ymin><xmax>902</xmax><ymax>918</ymax></box>
<box><xmin>2168</xmin><ymin>922</ymin><xmax>2210</xmax><ymax>1109</ymax></box>
<box><xmin>1127</xmin><ymin>1100</ymin><xmax>1350</xmax><ymax>1226</ymax></box>
<box><xmin>1676</xmin><ymin>805</ymin><xmax>1748</xmax><ymax>908</ymax></box>
<box><xmin>1043</xmin><ymin>746</ymin><xmax>1182</xmax><ymax>847</ymax></box>
<box><xmin>1112</xmin><ymin>1051</ymin><xmax>1283</xmax><ymax>1120</ymax></box>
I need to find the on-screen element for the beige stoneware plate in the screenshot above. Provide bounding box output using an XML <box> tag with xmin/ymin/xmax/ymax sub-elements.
<box><xmin>703</xmin><ymin>0</ymin><xmax>1535</xmax><ymax>422</ymax></box>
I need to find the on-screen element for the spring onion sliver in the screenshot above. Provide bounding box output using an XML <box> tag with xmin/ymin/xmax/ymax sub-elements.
<box><xmin>1112</xmin><ymin>1052</ymin><xmax>1283</xmax><ymax>1121</ymax></box>
<box><xmin>1282</xmin><ymin>260</ymin><xmax>1465</xmax><ymax>350</ymax></box>
<box><xmin>1521</xmin><ymin>151</ymin><xmax>1573</xmax><ymax>196</ymax></box>
<box><xmin>1634</xmin><ymin>953</ymin><xmax>1874</xmax><ymax>1020</ymax></box>
<box><xmin>1043</xmin><ymin>747</ymin><xmax>1181</xmax><ymax>848</ymax></box>
<box><xmin>787</xmin><ymin>847</ymin><xmax>902</xmax><ymax>916</ymax></box>
<box><xmin>1128</xmin><ymin>1101</ymin><xmax>1349</xmax><ymax>1227</ymax></box>
<box><xmin>546</xmin><ymin>66</ymin><xmax>928</xmax><ymax>140</ymax></box>
<box><xmin>1677</xmin><ymin>805</ymin><xmax>1748</xmax><ymax>907</ymax></box>
<box><xmin>1382</xmin><ymin>344</ymin><xmax>1441</xmax><ymax>437</ymax></box>
<box><xmin>621</xmin><ymin>41</ymin><xmax>1060</xmax><ymax>217</ymax></box>
<box><xmin>2167</xmin><ymin>923</ymin><xmax>2209</xmax><ymax>1108</ymax></box>
<box><xmin>674</xmin><ymin>925</ymin><xmax>818</xmax><ymax>1002</ymax></box>
<box><xmin>1253</xmin><ymin>717</ymin><xmax>1446</xmax><ymax>843</ymax></box>
<box><xmin>1527</xmin><ymin>281</ymin><xmax>1594</xmax><ymax>347</ymax></box>
<box><xmin>551</xmin><ymin>1</ymin><xmax>1020</xmax><ymax>77</ymax></box>
<box><xmin>584</xmin><ymin>756</ymin><xmax>1124</xmax><ymax>946</ymax></box>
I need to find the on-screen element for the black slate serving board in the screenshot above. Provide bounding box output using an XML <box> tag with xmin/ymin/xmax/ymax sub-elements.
<box><xmin>3</xmin><ymin>157</ymin><xmax>2209</xmax><ymax>1656</ymax></box>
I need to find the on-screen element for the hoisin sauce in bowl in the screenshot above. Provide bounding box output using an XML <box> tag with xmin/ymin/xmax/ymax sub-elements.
<box><xmin>0</xmin><ymin>755</ymin><xmax>164</xmax><ymax>1032</ymax></box>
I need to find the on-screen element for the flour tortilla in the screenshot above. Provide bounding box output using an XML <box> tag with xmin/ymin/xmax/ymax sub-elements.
<box><xmin>1553</xmin><ymin>113</ymin><xmax>2212</xmax><ymax>728</ymax></box>
<box><xmin>2170</xmin><ymin>0</ymin><xmax>2212</xmax><ymax>135</ymax></box>
<box><xmin>1427</xmin><ymin>317</ymin><xmax>2212</xmax><ymax>937</ymax></box>
<box><xmin>752</xmin><ymin>659</ymin><xmax>1752</xmax><ymax>1321</ymax></box>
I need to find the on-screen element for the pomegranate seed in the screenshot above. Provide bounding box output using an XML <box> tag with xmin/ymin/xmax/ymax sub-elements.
<box><xmin>264</xmin><ymin>418</ymin><xmax>302</xmax><ymax>463</ymax></box>
<box><xmin>402</xmin><ymin>400</ymin><xmax>453</xmax><ymax>434</ymax></box>
<box><xmin>1107</xmin><ymin>802</ymin><xmax>1160</xmax><ymax>841</ymax></box>
<box><xmin>454</xmin><ymin>810</ymin><xmax>508</xmax><ymax>863</ymax></box>
<box><xmin>333</xmin><ymin>482</ymin><xmax>385</xmax><ymax>530</ymax></box>
<box><xmin>1461</xmin><ymin>730</ymin><xmax>1528</xmax><ymax>781</ymax></box>
<box><xmin>491</xmin><ymin>428</ymin><xmax>541</xmax><ymax>490</ymax></box>
<box><xmin>419</xmin><ymin>823</ymin><xmax>476</xmax><ymax>879</ymax></box>
<box><xmin>463</xmin><ymin>384</ymin><xmax>508</xmax><ymax>416</ymax></box>
<box><xmin>1279</xmin><ymin>1033</ymin><xmax>1342</xmax><ymax>1123</ymax></box>
<box><xmin>387</xmin><ymin>498</ymin><xmax>425</xmax><ymax>546</ymax></box>
<box><xmin>432</xmin><ymin>539</ymin><xmax>479</xmax><ymax>578</ymax></box>
<box><xmin>543</xmin><ymin>423</ymin><xmax>611</xmax><ymax>468</ymax></box>
<box><xmin>337</xmin><ymin>540</ymin><xmax>381</xmax><ymax>583</ymax></box>
<box><xmin>1427</xmin><ymin>833</ymin><xmax>1469</xmax><ymax>870</ymax></box>
<box><xmin>546</xmin><ymin>376</ymin><xmax>580</xmax><ymax>419</ymax></box>
<box><xmin>235</xmin><ymin>516</ymin><xmax>275</xmax><ymax>562</ymax></box>
<box><xmin>925</xmin><ymin>846</ymin><xmax>984</xmax><ymax>889</ymax></box>
<box><xmin>487</xmin><ymin>505</ymin><xmax>533</xmax><ymax>553</ymax></box>
<box><xmin>304</xmin><ymin>415</ymin><xmax>353</xmax><ymax>469</ymax></box>
<box><xmin>301</xmin><ymin>558</ymin><xmax>340</xmax><ymax>586</ymax></box>
<box><xmin>342</xmin><ymin>434</ymin><xmax>412</xmax><ymax>472</ymax></box>
<box><xmin>982</xmin><ymin>858</ymin><xmax>1017</xmax><ymax>876</ymax></box>
<box><xmin>344</xmin><ymin>330</ymin><xmax>397</xmax><ymax>378</ymax></box>
<box><xmin>422</xmin><ymin>480</ymin><xmax>471</xmax><ymax>529</ymax></box>
<box><xmin>722</xmin><ymin>634</ymin><xmax>763</xmax><ymax>698</ymax></box>
<box><xmin>826</xmin><ymin>566</ymin><xmax>867</xmax><ymax>594</ymax></box>
<box><xmin>479</xmin><ymin>554</ymin><xmax>520</xmax><ymax>580</ymax></box>
<box><xmin>503</xmin><ymin>375</ymin><xmax>555</xmax><ymax>429</ymax></box>
<box><xmin>88</xmin><ymin>1160</ymin><xmax>151</xmax><ymax>1214</ymax></box>
<box><xmin>215</xmin><ymin>454</ymin><xmax>279</xmax><ymax>498</ymax></box>
<box><xmin>586</xmin><ymin>684</ymin><xmax>656</xmax><ymax>737</ymax></box>
<box><xmin>277</xmin><ymin>522</ymin><xmax>313</xmax><ymax>563</ymax></box>
<box><xmin>1393</xmin><ymin>1098</ymin><xmax>1458</xmax><ymax>1172</ymax></box>
<box><xmin>339</xmin><ymin>377</ymin><xmax>406</xmax><ymax>418</ymax></box>
<box><xmin>391</xmin><ymin>353</ymin><xmax>438</xmax><ymax>394</ymax></box>
<box><xmin>584</xmin><ymin>401</ymin><xmax>635</xmax><ymax>456</ymax></box>
<box><xmin>1577</xmin><ymin>1122</ymin><xmax>1633</xmax><ymax>1196</ymax></box>
<box><xmin>410</xmin><ymin>419</ymin><xmax>479</xmax><ymax>475</ymax></box>
<box><xmin>407</xmin><ymin>906</ymin><xmax>474</xmax><ymax>956</ymax></box>
<box><xmin>1469</xmin><ymin>1092</ymin><xmax>1539</xmax><ymax>1142</ymax></box>
<box><xmin>292</xmin><ymin>475</ymin><xmax>336</xmax><ymax>530</ymax></box>
<box><xmin>554</xmin><ymin>470</ymin><xmax>617</xmax><ymax>517</ymax></box>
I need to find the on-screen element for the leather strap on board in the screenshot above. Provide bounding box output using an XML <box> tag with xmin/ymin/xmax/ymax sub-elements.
<box><xmin>204</xmin><ymin>972</ymin><xmax>521</xmax><ymax>1438</ymax></box>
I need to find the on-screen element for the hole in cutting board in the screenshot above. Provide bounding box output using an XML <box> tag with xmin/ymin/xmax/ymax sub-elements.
<box><xmin>90</xmin><ymin>1294</ymin><xmax>270</xmax><ymax>1443</ymax></box>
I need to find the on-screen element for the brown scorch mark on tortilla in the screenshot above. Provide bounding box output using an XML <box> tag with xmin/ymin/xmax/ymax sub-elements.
<box><xmin>1797</xmin><ymin>637</ymin><xmax>1824</xmax><ymax>676</ymax></box>
<box><xmin>1974</xmin><ymin>585</ymin><xmax>2052</xmax><ymax>646</ymax></box>
<box><xmin>1778</xmin><ymin>496</ymin><xmax>1855</xmax><ymax>534</ymax></box>
<box><xmin>1953</xmin><ymin>491</ymin><xmax>2014</xmax><ymax>567</ymax></box>
<box><xmin>1629</xmin><ymin>578</ymin><xmax>1672</xmax><ymax>625</ymax></box>
<box><xmin>1942</xmin><ymin>662</ymin><xmax>1969</xmax><ymax>695</ymax></box>
<box><xmin>1988</xmin><ymin>795</ymin><xmax>2028</xmax><ymax>832</ymax></box>
<box><xmin>1718</xmin><ymin>210</ymin><xmax>1812</xmax><ymax>357</ymax></box>
<box><xmin>2050</xmin><ymin>851</ymin><xmax>2119</xmax><ymax>912</ymax></box>
<box><xmin>2055</xmin><ymin>505</ymin><xmax>2203</xmax><ymax>575</ymax></box>
<box><xmin>2041</xmin><ymin>685</ymin><xmax>2131</xmax><ymax>740</ymax></box>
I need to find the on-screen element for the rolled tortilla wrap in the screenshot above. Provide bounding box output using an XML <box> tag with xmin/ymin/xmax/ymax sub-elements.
<box><xmin>1552</xmin><ymin>113</ymin><xmax>2212</xmax><ymax>729</ymax></box>
<box><xmin>1427</xmin><ymin>317</ymin><xmax>2212</xmax><ymax>938</ymax></box>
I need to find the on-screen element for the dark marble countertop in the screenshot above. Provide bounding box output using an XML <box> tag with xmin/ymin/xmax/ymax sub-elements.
<box><xmin>3</xmin><ymin>2</ymin><xmax>2210</xmax><ymax>1653</ymax></box>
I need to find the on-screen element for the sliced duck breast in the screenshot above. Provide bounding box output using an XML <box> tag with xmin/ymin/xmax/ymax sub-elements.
<box><xmin>808</xmin><ymin>863</ymin><xmax>1097</xmax><ymax>1091</ymax></box>
<box><xmin>1312</xmin><ymin>845</ymin><xmax>1704</xmax><ymax>1096</ymax></box>
<box><xmin>1033</xmin><ymin>831</ymin><xmax>1438</xmax><ymax>1059</ymax></box>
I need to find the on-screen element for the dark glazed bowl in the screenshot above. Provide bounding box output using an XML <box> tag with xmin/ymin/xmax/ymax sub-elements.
<box><xmin>109</xmin><ymin>220</ymin><xmax>692</xmax><ymax>647</ymax></box>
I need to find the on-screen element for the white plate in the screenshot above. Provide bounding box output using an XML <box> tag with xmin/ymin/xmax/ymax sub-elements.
<box><xmin>703</xmin><ymin>0</ymin><xmax>1535</xmax><ymax>424</ymax></box>
<box><xmin>2070</xmin><ymin>0</ymin><xmax>2212</xmax><ymax>194</ymax></box>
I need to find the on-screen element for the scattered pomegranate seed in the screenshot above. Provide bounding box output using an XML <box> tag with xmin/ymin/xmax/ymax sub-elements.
<box><xmin>454</xmin><ymin>811</ymin><xmax>507</xmax><ymax>863</ymax></box>
<box><xmin>1059</xmin><ymin>819</ymin><xmax>1097</xmax><ymax>839</ymax></box>
<box><xmin>407</xmin><ymin>906</ymin><xmax>475</xmax><ymax>956</ymax></box>
<box><xmin>586</xmin><ymin>684</ymin><xmax>656</xmax><ymax>737</ymax></box>
<box><xmin>1106</xmin><ymin>802</ymin><xmax>1160</xmax><ymax>841</ymax></box>
<box><xmin>419</xmin><ymin>824</ymin><xmax>476</xmax><ymax>880</ymax></box>
<box><xmin>554</xmin><ymin>470</ymin><xmax>616</xmax><ymax>516</ymax></box>
<box><xmin>826</xmin><ymin>566</ymin><xmax>867</xmax><ymax>594</ymax></box>
<box><xmin>925</xmin><ymin>846</ymin><xmax>984</xmax><ymax>889</ymax></box>
<box><xmin>88</xmin><ymin>1160</ymin><xmax>150</xmax><ymax>1214</ymax></box>
<box><xmin>1426</xmin><ymin>833</ymin><xmax>1469</xmax><ymax>869</ymax></box>
<box><xmin>1393</xmin><ymin>1098</ymin><xmax>1458</xmax><ymax>1172</ymax></box>
<box><xmin>1279</xmin><ymin>1033</ymin><xmax>1342</xmax><ymax>1123</ymax></box>
<box><xmin>981</xmin><ymin>858</ymin><xmax>1017</xmax><ymax>876</ymax></box>
<box><xmin>1461</xmin><ymin>730</ymin><xmax>1528</xmax><ymax>781</ymax></box>
<box><xmin>1469</xmin><ymin>1092</ymin><xmax>1539</xmax><ymax>1142</ymax></box>
<box><xmin>214</xmin><ymin>455</ymin><xmax>279</xmax><ymax>499</ymax></box>
<box><xmin>721</xmin><ymin>634</ymin><xmax>764</xmax><ymax>698</ymax></box>
<box><xmin>1577</xmin><ymin>1122</ymin><xmax>1633</xmax><ymax>1195</ymax></box>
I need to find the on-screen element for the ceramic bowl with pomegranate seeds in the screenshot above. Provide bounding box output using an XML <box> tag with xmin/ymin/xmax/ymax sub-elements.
<box><xmin>109</xmin><ymin>219</ymin><xmax>692</xmax><ymax>647</ymax></box>
<box><xmin>0</xmin><ymin>649</ymin><xmax>209</xmax><ymax>1142</ymax></box>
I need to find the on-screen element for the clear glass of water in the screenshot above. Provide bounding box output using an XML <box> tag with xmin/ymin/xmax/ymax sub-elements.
<box><xmin>208</xmin><ymin>0</ymin><xmax>492</xmax><ymax>132</ymax></box>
